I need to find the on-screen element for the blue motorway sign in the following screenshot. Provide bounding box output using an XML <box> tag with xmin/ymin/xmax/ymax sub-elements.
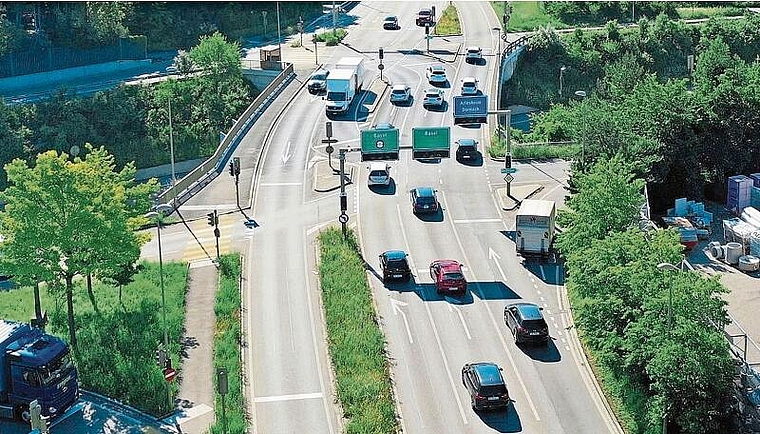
<box><xmin>453</xmin><ymin>95</ymin><xmax>488</xmax><ymax>125</ymax></box>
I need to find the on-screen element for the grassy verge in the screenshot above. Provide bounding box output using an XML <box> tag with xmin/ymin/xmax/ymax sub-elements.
<box><xmin>676</xmin><ymin>6</ymin><xmax>745</xmax><ymax>20</ymax></box>
<box><xmin>488</xmin><ymin>130</ymin><xmax>579</xmax><ymax>160</ymax></box>
<box><xmin>491</xmin><ymin>1</ymin><xmax>566</xmax><ymax>32</ymax></box>
<box><xmin>315</xmin><ymin>29</ymin><xmax>348</xmax><ymax>46</ymax></box>
<box><xmin>434</xmin><ymin>4</ymin><xmax>462</xmax><ymax>35</ymax></box>
<box><xmin>209</xmin><ymin>254</ymin><xmax>246</xmax><ymax>434</ymax></box>
<box><xmin>318</xmin><ymin>227</ymin><xmax>398</xmax><ymax>434</ymax></box>
<box><xmin>0</xmin><ymin>261</ymin><xmax>188</xmax><ymax>416</ymax></box>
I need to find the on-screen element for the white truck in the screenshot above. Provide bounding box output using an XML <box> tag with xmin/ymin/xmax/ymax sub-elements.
<box><xmin>325</xmin><ymin>57</ymin><xmax>366</xmax><ymax>114</ymax></box>
<box><xmin>515</xmin><ymin>199</ymin><xmax>556</xmax><ymax>256</ymax></box>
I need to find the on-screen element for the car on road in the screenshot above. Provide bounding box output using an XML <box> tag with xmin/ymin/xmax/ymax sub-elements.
<box><xmin>426</xmin><ymin>65</ymin><xmax>448</xmax><ymax>85</ymax></box>
<box><xmin>462</xmin><ymin>362</ymin><xmax>510</xmax><ymax>410</ymax></box>
<box><xmin>410</xmin><ymin>187</ymin><xmax>438</xmax><ymax>214</ymax></box>
<box><xmin>429</xmin><ymin>259</ymin><xmax>467</xmax><ymax>294</ymax></box>
<box><xmin>308</xmin><ymin>69</ymin><xmax>329</xmax><ymax>93</ymax></box>
<box><xmin>504</xmin><ymin>302</ymin><xmax>550</xmax><ymax>344</ymax></box>
<box><xmin>455</xmin><ymin>138</ymin><xmax>479</xmax><ymax>161</ymax></box>
<box><xmin>416</xmin><ymin>8</ymin><xmax>435</xmax><ymax>26</ymax></box>
<box><xmin>461</xmin><ymin>77</ymin><xmax>479</xmax><ymax>95</ymax></box>
<box><xmin>379</xmin><ymin>250</ymin><xmax>411</xmax><ymax>282</ymax></box>
<box><xmin>389</xmin><ymin>84</ymin><xmax>412</xmax><ymax>104</ymax></box>
<box><xmin>165</xmin><ymin>65</ymin><xmax>178</xmax><ymax>74</ymax></box>
<box><xmin>383</xmin><ymin>15</ymin><xmax>399</xmax><ymax>30</ymax></box>
<box><xmin>373</xmin><ymin>122</ymin><xmax>395</xmax><ymax>130</ymax></box>
<box><xmin>465</xmin><ymin>46</ymin><xmax>483</xmax><ymax>63</ymax></box>
<box><xmin>422</xmin><ymin>88</ymin><xmax>444</xmax><ymax>108</ymax></box>
<box><xmin>367</xmin><ymin>162</ymin><xmax>391</xmax><ymax>187</ymax></box>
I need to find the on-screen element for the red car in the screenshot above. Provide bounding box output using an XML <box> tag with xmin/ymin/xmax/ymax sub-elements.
<box><xmin>429</xmin><ymin>260</ymin><xmax>467</xmax><ymax>295</ymax></box>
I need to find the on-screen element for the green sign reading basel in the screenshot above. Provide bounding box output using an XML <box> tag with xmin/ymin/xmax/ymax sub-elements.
<box><xmin>412</xmin><ymin>126</ymin><xmax>450</xmax><ymax>159</ymax></box>
<box><xmin>360</xmin><ymin>127</ymin><xmax>399</xmax><ymax>161</ymax></box>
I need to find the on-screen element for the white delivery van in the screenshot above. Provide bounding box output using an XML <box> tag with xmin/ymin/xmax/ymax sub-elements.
<box><xmin>335</xmin><ymin>57</ymin><xmax>365</xmax><ymax>90</ymax></box>
<box><xmin>325</xmin><ymin>68</ymin><xmax>358</xmax><ymax>114</ymax></box>
<box><xmin>515</xmin><ymin>199</ymin><xmax>556</xmax><ymax>256</ymax></box>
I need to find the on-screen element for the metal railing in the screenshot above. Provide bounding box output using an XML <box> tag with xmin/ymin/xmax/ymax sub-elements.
<box><xmin>157</xmin><ymin>63</ymin><xmax>295</xmax><ymax>210</ymax></box>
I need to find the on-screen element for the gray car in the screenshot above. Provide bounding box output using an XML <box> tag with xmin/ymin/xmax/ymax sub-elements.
<box><xmin>308</xmin><ymin>69</ymin><xmax>329</xmax><ymax>93</ymax></box>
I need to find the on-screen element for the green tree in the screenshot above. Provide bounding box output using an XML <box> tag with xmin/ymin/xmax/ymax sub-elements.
<box><xmin>0</xmin><ymin>145</ymin><xmax>158</xmax><ymax>347</ymax></box>
<box><xmin>189</xmin><ymin>31</ymin><xmax>242</xmax><ymax>77</ymax></box>
<box><xmin>556</xmin><ymin>156</ymin><xmax>645</xmax><ymax>254</ymax></box>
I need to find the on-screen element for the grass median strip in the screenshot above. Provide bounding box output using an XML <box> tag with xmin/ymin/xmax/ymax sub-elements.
<box><xmin>209</xmin><ymin>254</ymin><xmax>246</xmax><ymax>434</ymax></box>
<box><xmin>318</xmin><ymin>227</ymin><xmax>398</xmax><ymax>434</ymax></box>
<box><xmin>434</xmin><ymin>4</ymin><xmax>461</xmax><ymax>35</ymax></box>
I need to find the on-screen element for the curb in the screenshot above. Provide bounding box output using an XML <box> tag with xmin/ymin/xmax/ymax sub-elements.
<box><xmin>366</xmin><ymin>79</ymin><xmax>389</xmax><ymax>114</ymax></box>
<box><xmin>313</xmin><ymin>165</ymin><xmax>355</xmax><ymax>193</ymax></box>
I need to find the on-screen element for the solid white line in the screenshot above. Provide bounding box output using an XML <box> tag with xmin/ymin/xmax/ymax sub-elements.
<box><xmin>179</xmin><ymin>204</ymin><xmax>238</xmax><ymax>211</ymax></box>
<box><xmin>254</xmin><ymin>392</ymin><xmax>324</xmax><ymax>403</ymax></box>
<box><xmin>396</xmin><ymin>204</ymin><xmax>469</xmax><ymax>425</ymax></box>
<box><xmin>452</xmin><ymin>218</ymin><xmax>502</xmax><ymax>224</ymax></box>
<box><xmin>259</xmin><ymin>182</ymin><xmax>302</xmax><ymax>186</ymax></box>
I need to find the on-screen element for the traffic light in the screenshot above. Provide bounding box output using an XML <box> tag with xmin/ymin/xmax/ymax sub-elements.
<box><xmin>506</xmin><ymin>154</ymin><xmax>512</xmax><ymax>168</ymax></box>
<box><xmin>425</xmin><ymin>23</ymin><xmax>430</xmax><ymax>35</ymax></box>
<box><xmin>229</xmin><ymin>161</ymin><xmax>235</xmax><ymax>177</ymax></box>
<box><xmin>379</xmin><ymin>47</ymin><xmax>384</xmax><ymax>60</ymax></box>
<box><xmin>207</xmin><ymin>212</ymin><xmax>215</xmax><ymax>227</ymax></box>
<box><xmin>233</xmin><ymin>157</ymin><xmax>241</xmax><ymax>175</ymax></box>
<box><xmin>340</xmin><ymin>192</ymin><xmax>347</xmax><ymax>212</ymax></box>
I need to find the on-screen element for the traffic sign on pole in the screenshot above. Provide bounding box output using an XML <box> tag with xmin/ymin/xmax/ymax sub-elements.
<box><xmin>504</xmin><ymin>173</ymin><xmax>514</xmax><ymax>183</ymax></box>
<box><xmin>412</xmin><ymin>127</ymin><xmax>450</xmax><ymax>159</ymax></box>
<box><xmin>361</xmin><ymin>127</ymin><xmax>399</xmax><ymax>161</ymax></box>
<box><xmin>500</xmin><ymin>167</ymin><xmax>517</xmax><ymax>174</ymax></box>
<box><xmin>453</xmin><ymin>95</ymin><xmax>489</xmax><ymax>125</ymax></box>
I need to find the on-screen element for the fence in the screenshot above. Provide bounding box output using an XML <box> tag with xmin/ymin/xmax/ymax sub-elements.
<box><xmin>0</xmin><ymin>36</ymin><xmax>146</xmax><ymax>78</ymax></box>
<box><xmin>157</xmin><ymin>62</ymin><xmax>295</xmax><ymax>209</ymax></box>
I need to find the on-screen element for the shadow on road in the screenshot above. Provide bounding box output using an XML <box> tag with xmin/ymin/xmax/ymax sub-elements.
<box><xmin>369</xmin><ymin>179</ymin><xmax>396</xmax><ymax>195</ymax></box>
<box><xmin>516</xmin><ymin>338</ymin><xmax>562</xmax><ymax>363</ymax></box>
<box><xmin>471</xmin><ymin>281</ymin><xmax>522</xmax><ymax>300</ymax></box>
<box><xmin>476</xmin><ymin>404</ymin><xmax>523</xmax><ymax>433</ymax></box>
<box><xmin>415</xmin><ymin>283</ymin><xmax>474</xmax><ymax>304</ymax></box>
<box><xmin>457</xmin><ymin>152</ymin><xmax>483</xmax><ymax>167</ymax></box>
<box><xmin>414</xmin><ymin>208</ymin><xmax>444</xmax><ymax>222</ymax></box>
<box><xmin>521</xmin><ymin>261</ymin><xmax>564</xmax><ymax>285</ymax></box>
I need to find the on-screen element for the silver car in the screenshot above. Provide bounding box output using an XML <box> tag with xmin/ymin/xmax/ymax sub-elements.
<box><xmin>426</xmin><ymin>65</ymin><xmax>448</xmax><ymax>84</ymax></box>
<box><xmin>389</xmin><ymin>85</ymin><xmax>411</xmax><ymax>103</ymax></box>
<box><xmin>423</xmin><ymin>88</ymin><xmax>444</xmax><ymax>107</ymax></box>
<box><xmin>460</xmin><ymin>77</ymin><xmax>479</xmax><ymax>96</ymax></box>
<box><xmin>368</xmin><ymin>162</ymin><xmax>391</xmax><ymax>186</ymax></box>
<box><xmin>465</xmin><ymin>46</ymin><xmax>483</xmax><ymax>63</ymax></box>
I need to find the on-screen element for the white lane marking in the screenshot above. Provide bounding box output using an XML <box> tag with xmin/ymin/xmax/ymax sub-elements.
<box><xmin>391</xmin><ymin>298</ymin><xmax>414</xmax><ymax>344</ymax></box>
<box><xmin>281</xmin><ymin>140</ymin><xmax>293</xmax><ymax>164</ymax></box>
<box><xmin>448</xmin><ymin>304</ymin><xmax>472</xmax><ymax>340</ymax></box>
<box><xmin>254</xmin><ymin>392</ymin><xmax>324</xmax><ymax>403</ymax></box>
<box><xmin>417</xmin><ymin>268</ymin><xmax>429</xmax><ymax>275</ymax></box>
<box><xmin>179</xmin><ymin>204</ymin><xmax>238</xmax><ymax>211</ymax></box>
<box><xmin>488</xmin><ymin>247</ymin><xmax>508</xmax><ymax>282</ymax></box>
<box><xmin>396</xmin><ymin>204</ymin><xmax>469</xmax><ymax>425</ymax></box>
<box><xmin>259</xmin><ymin>182</ymin><xmax>302</xmax><ymax>186</ymax></box>
<box><xmin>452</xmin><ymin>218</ymin><xmax>502</xmax><ymax>224</ymax></box>
<box><xmin>440</xmin><ymin>191</ymin><xmax>541</xmax><ymax>422</ymax></box>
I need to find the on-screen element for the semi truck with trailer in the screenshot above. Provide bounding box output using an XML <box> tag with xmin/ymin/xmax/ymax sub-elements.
<box><xmin>325</xmin><ymin>57</ymin><xmax>365</xmax><ymax>115</ymax></box>
<box><xmin>515</xmin><ymin>199</ymin><xmax>557</xmax><ymax>256</ymax></box>
<box><xmin>0</xmin><ymin>320</ymin><xmax>78</xmax><ymax>421</ymax></box>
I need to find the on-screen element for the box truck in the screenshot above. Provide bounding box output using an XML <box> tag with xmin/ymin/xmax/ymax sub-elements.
<box><xmin>0</xmin><ymin>320</ymin><xmax>78</xmax><ymax>421</ymax></box>
<box><xmin>325</xmin><ymin>57</ymin><xmax>365</xmax><ymax>115</ymax></box>
<box><xmin>515</xmin><ymin>199</ymin><xmax>556</xmax><ymax>256</ymax></box>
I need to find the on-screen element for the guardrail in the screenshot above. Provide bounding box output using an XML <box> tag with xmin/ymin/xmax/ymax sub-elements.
<box><xmin>157</xmin><ymin>62</ymin><xmax>295</xmax><ymax>210</ymax></box>
<box><xmin>502</xmin><ymin>35</ymin><xmax>529</xmax><ymax>58</ymax></box>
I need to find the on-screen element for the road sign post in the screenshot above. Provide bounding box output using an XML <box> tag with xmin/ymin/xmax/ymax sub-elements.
<box><xmin>322</xmin><ymin>121</ymin><xmax>339</xmax><ymax>173</ymax></box>
<box><xmin>453</xmin><ymin>95</ymin><xmax>489</xmax><ymax>125</ymax></box>
<box><xmin>360</xmin><ymin>127</ymin><xmax>399</xmax><ymax>161</ymax></box>
<box><xmin>339</xmin><ymin>149</ymin><xmax>348</xmax><ymax>239</ymax></box>
<box><xmin>412</xmin><ymin>127</ymin><xmax>450</xmax><ymax>159</ymax></box>
<box><xmin>217</xmin><ymin>368</ymin><xmax>228</xmax><ymax>434</ymax></box>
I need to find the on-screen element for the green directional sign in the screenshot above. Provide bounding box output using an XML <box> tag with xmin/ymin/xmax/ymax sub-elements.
<box><xmin>361</xmin><ymin>128</ymin><xmax>399</xmax><ymax>161</ymax></box>
<box><xmin>412</xmin><ymin>126</ymin><xmax>450</xmax><ymax>159</ymax></box>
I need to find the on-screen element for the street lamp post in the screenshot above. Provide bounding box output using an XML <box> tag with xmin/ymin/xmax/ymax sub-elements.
<box><xmin>559</xmin><ymin>65</ymin><xmax>567</xmax><ymax>97</ymax></box>
<box><xmin>313</xmin><ymin>34</ymin><xmax>319</xmax><ymax>65</ymax></box>
<box><xmin>168</xmin><ymin>98</ymin><xmax>176</xmax><ymax>189</ymax></box>
<box><xmin>145</xmin><ymin>204</ymin><xmax>174</xmax><ymax>349</ymax></box>
<box><xmin>276</xmin><ymin>2</ymin><xmax>282</xmax><ymax>59</ymax></box>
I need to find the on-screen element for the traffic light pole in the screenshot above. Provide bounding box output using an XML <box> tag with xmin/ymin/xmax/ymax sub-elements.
<box><xmin>489</xmin><ymin>109</ymin><xmax>512</xmax><ymax>197</ymax></box>
<box><xmin>323</xmin><ymin>122</ymin><xmax>339</xmax><ymax>173</ymax></box>
<box><xmin>339</xmin><ymin>150</ymin><xmax>348</xmax><ymax>240</ymax></box>
<box><xmin>213</xmin><ymin>210</ymin><xmax>220</xmax><ymax>262</ymax></box>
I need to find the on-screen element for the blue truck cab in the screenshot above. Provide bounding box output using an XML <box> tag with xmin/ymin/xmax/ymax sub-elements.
<box><xmin>0</xmin><ymin>320</ymin><xmax>78</xmax><ymax>421</ymax></box>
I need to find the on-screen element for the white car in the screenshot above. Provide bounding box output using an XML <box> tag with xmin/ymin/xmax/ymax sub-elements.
<box><xmin>465</xmin><ymin>46</ymin><xmax>483</xmax><ymax>63</ymax></box>
<box><xmin>389</xmin><ymin>85</ymin><xmax>412</xmax><ymax>103</ymax></box>
<box><xmin>423</xmin><ymin>88</ymin><xmax>444</xmax><ymax>107</ymax></box>
<box><xmin>460</xmin><ymin>77</ymin><xmax>479</xmax><ymax>96</ymax></box>
<box><xmin>368</xmin><ymin>162</ymin><xmax>391</xmax><ymax>187</ymax></box>
<box><xmin>426</xmin><ymin>65</ymin><xmax>448</xmax><ymax>84</ymax></box>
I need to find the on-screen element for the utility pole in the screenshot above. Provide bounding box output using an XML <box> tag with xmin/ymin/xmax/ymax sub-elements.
<box><xmin>504</xmin><ymin>111</ymin><xmax>512</xmax><ymax>197</ymax></box>
<box><xmin>313</xmin><ymin>34</ymin><xmax>319</xmax><ymax>65</ymax></box>
<box><xmin>168</xmin><ymin>98</ymin><xmax>176</xmax><ymax>189</ymax></box>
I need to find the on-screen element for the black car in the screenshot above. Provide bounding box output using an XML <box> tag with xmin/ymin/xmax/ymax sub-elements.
<box><xmin>383</xmin><ymin>15</ymin><xmax>399</xmax><ymax>30</ymax></box>
<box><xmin>410</xmin><ymin>187</ymin><xmax>439</xmax><ymax>214</ymax></box>
<box><xmin>504</xmin><ymin>302</ymin><xmax>550</xmax><ymax>344</ymax></box>
<box><xmin>461</xmin><ymin>362</ymin><xmax>510</xmax><ymax>410</ymax></box>
<box><xmin>455</xmin><ymin>139</ymin><xmax>479</xmax><ymax>161</ymax></box>
<box><xmin>379</xmin><ymin>250</ymin><xmax>411</xmax><ymax>282</ymax></box>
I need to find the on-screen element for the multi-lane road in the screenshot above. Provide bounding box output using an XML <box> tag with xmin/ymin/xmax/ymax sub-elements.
<box><xmin>142</xmin><ymin>2</ymin><xmax>622</xmax><ymax>433</ymax></box>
